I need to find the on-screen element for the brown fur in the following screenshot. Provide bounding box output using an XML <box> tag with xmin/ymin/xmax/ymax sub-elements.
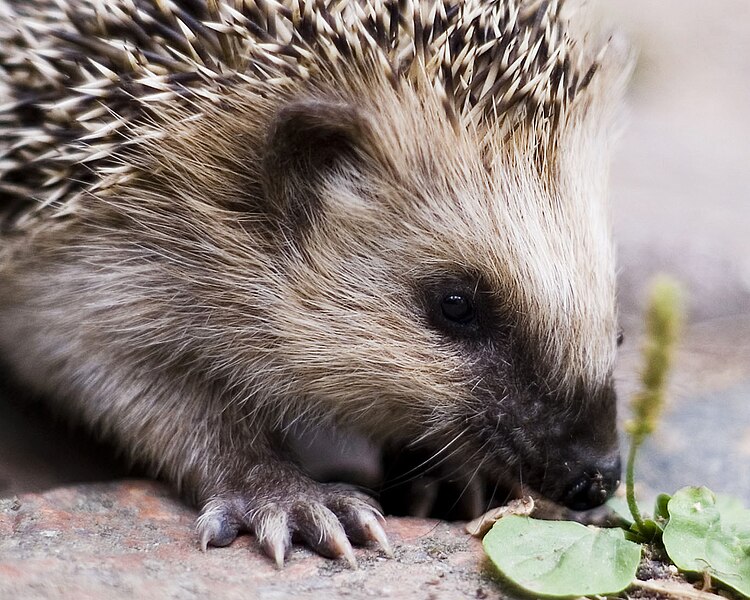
<box><xmin>0</xmin><ymin>0</ymin><xmax>628</xmax><ymax>564</ymax></box>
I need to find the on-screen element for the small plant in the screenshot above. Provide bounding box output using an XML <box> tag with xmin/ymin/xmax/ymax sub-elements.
<box><xmin>624</xmin><ymin>276</ymin><xmax>681</xmax><ymax>543</ymax></box>
<box><xmin>482</xmin><ymin>278</ymin><xmax>750</xmax><ymax>599</ymax></box>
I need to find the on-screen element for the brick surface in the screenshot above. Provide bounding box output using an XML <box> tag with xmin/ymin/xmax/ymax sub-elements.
<box><xmin>0</xmin><ymin>481</ymin><xmax>509</xmax><ymax>600</ymax></box>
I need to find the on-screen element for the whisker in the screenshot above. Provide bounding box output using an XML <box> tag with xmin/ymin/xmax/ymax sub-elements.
<box><xmin>382</xmin><ymin>427</ymin><xmax>468</xmax><ymax>488</ymax></box>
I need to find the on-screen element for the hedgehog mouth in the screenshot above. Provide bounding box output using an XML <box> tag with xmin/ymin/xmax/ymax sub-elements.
<box><xmin>471</xmin><ymin>431</ymin><xmax>621</xmax><ymax>513</ymax></box>
<box><xmin>492</xmin><ymin>450</ymin><xmax>622</xmax><ymax>512</ymax></box>
<box><xmin>480</xmin><ymin>464</ymin><xmax>619</xmax><ymax>514</ymax></box>
<box><xmin>466</xmin><ymin>401</ymin><xmax>621</xmax><ymax>512</ymax></box>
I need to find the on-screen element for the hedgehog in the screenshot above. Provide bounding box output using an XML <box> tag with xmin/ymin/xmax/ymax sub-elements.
<box><xmin>0</xmin><ymin>0</ymin><xmax>628</xmax><ymax>566</ymax></box>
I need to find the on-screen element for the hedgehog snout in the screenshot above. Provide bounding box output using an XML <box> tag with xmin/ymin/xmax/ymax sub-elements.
<box><xmin>559</xmin><ymin>452</ymin><xmax>622</xmax><ymax>511</ymax></box>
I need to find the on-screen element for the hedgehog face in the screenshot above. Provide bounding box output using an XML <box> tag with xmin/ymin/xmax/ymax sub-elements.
<box><xmin>261</xmin><ymin>92</ymin><xmax>621</xmax><ymax>510</ymax></box>
<box><xmin>410</xmin><ymin>266</ymin><xmax>621</xmax><ymax>511</ymax></box>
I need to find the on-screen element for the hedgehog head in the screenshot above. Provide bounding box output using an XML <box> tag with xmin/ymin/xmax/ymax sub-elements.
<box><xmin>251</xmin><ymin>78</ymin><xmax>622</xmax><ymax>510</ymax></box>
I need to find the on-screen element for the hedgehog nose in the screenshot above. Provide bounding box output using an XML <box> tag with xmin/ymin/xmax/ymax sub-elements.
<box><xmin>561</xmin><ymin>455</ymin><xmax>621</xmax><ymax>511</ymax></box>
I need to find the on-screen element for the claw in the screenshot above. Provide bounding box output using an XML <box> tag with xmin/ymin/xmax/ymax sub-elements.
<box><xmin>266</xmin><ymin>536</ymin><xmax>288</xmax><ymax>569</ymax></box>
<box><xmin>293</xmin><ymin>502</ymin><xmax>358</xmax><ymax>567</ymax></box>
<box><xmin>196</xmin><ymin>499</ymin><xmax>240</xmax><ymax>550</ymax></box>
<box><xmin>361</xmin><ymin>511</ymin><xmax>393</xmax><ymax>557</ymax></box>
<box><xmin>327</xmin><ymin>524</ymin><xmax>358</xmax><ymax>569</ymax></box>
<box><xmin>196</xmin><ymin>484</ymin><xmax>383</xmax><ymax>567</ymax></box>
<box><xmin>340</xmin><ymin>539</ymin><xmax>358</xmax><ymax>569</ymax></box>
<box><xmin>255</xmin><ymin>508</ymin><xmax>291</xmax><ymax>569</ymax></box>
<box><xmin>334</xmin><ymin>500</ymin><xmax>393</xmax><ymax>557</ymax></box>
<box><xmin>199</xmin><ymin>527</ymin><xmax>212</xmax><ymax>552</ymax></box>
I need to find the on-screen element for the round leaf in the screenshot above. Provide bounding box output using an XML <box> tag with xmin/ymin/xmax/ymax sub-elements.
<box><xmin>483</xmin><ymin>516</ymin><xmax>641</xmax><ymax>597</ymax></box>
<box><xmin>663</xmin><ymin>487</ymin><xmax>750</xmax><ymax>598</ymax></box>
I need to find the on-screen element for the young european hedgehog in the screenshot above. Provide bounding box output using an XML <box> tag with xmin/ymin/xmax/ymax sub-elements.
<box><xmin>0</xmin><ymin>0</ymin><xmax>627</xmax><ymax>566</ymax></box>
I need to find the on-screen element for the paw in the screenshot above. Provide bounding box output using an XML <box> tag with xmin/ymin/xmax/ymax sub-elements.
<box><xmin>195</xmin><ymin>484</ymin><xmax>391</xmax><ymax>567</ymax></box>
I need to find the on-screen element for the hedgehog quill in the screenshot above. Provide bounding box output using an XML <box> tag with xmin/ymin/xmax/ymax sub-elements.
<box><xmin>0</xmin><ymin>0</ymin><xmax>629</xmax><ymax>566</ymax></box>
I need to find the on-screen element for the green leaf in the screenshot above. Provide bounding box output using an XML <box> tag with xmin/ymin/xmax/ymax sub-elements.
<box><xmin>654</xmin><ymin>493</ymin><xmax>672</xmax><ymax>521</ymax></box>
<box><xmin>628</xmin><ymin>517</ymin><xmax>663</xmax><ymax>544</ymax></box>
<box><xmin>606</xmin><ymin>496</ymin><xmax>634</xmax><ymax>526</ymax></box>
<box><xmin>622</xmin><ymin>492</ymin><xmax>672</xmax><ymax>543</ymax></box>
<box><xmin>483</xmin><ymin>516</ymin><xmax>641</xmax><ymax>597</ymax></box>
<box><xmin>663</xmin><ymin>486</ymin><xmax>750</xmax><ymax>598</ymax></box>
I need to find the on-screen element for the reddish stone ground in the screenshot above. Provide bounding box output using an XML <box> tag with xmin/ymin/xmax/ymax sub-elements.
<box><xmin>0</xmin><ymin>480</ymin><xmax>509</xmax><ymax>600</ymax></box>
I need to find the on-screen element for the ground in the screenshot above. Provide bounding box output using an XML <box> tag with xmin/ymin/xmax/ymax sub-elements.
<box><xmin>1</xmin><ymin>481</ymin><xmax>501</xmax><ymax>600</ymax></box>
<box><xmin>1</xmin><ymin>0</ymin><xmax>749</xmax><ymax>598</ymax></box>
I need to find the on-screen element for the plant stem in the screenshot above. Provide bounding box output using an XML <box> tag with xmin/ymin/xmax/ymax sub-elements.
<box><xmin>624</xmin><ymin>278</ymin><xmax>682</xmax><ymax>536</ymax></box>
<box><xmin>626</xmin><ymin>435</ymin><xmax>646</xmax><ymax>531</ymax></box>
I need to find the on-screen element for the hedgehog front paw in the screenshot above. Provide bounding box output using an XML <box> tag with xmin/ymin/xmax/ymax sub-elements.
<box><xmin>196</xmin><ymin>483</ymin><xmax>391</xmax><ymax>567</ymax></box>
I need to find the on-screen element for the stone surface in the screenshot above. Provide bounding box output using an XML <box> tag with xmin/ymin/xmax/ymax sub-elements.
<box><xmin>0</xmin><ymin>480</ymin><xmax>505</xmax><ymax>600</ymax></box>
<box><xmin>638</xmin><ymin>381</ymin><xmax>750</xmax><ymax>501</ymax></box>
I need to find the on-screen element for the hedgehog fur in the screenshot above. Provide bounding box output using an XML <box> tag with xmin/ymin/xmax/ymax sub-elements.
<box><xmin>0</xmin><ymin>0</ymin><xmax>628</xmax><ymax>566</ymax></box>
<box><xmin>2</xmin><ymin>0</ymin><xmax>610</xmax><ymax>214</ymax></box>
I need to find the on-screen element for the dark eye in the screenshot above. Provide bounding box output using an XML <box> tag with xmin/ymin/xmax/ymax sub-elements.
<box><xmin>616</xmin><ymin>330</ymin><xmax>624</xmax><ymax>347</ymax></box>
<box><xmin>441</xmin><ymin>294</ymin><xmax>475</xmax><ymax>324</ymax></box>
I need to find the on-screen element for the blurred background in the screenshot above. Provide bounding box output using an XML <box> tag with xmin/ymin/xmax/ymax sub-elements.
<box><xmin>605</xmin><ymin>0</ymin><xmax>750</xmax><ymax>502</ymax></box>
<box><xmin>1</xmin><ymin>0</ymin><xmax>749</xmax><ymax>505</ymax></box>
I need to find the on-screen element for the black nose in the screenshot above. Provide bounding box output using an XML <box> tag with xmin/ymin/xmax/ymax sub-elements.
<box><xmin>561</xmin><ymin>456</ymin><xmax>621</xmax><ymax>511</ymax></box>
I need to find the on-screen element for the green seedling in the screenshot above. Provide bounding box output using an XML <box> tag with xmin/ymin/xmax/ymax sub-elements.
<box><xmin>482</xmin><ymin>278</ymin><xmax>750</xmax><ymax>599</ymax></box>
<box><xmin>624</xmin><ymin>277</ymin><xmax>681</xmax><ymax>543</ymax></box>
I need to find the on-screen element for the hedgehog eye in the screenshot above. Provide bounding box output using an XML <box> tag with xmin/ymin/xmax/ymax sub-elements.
<box><xmin>616</xmin><ymin>330</ymin><xmax>625</xmax><ymax>347</ymax></box>
<box><xmin>441</xmin><ymin>294</ymin><xmax>475</xmax><ymax>324</ymax></box>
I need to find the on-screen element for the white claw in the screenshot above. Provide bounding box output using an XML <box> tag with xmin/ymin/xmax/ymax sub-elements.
<box><xmin>363</xmin><ymin>513</ymin><xmax>393</xmax><ymax>558</ymax></box>
<box><xmin>196</xmin><ymin>497</ymin><xmax>247</xmax><ymax>552</ymax></box>
<box><xmin>199</xmin><ymin>528</ymin><xmax>212</xmax><ymax>552</ymax></box>
<box><xmin>366</xmin><ymin>521</ymin><xmax>394</xmax><ymax>558</ymax></box>
<box><xmin>270</xmin><ymin>538</ymin><xmax>287</xmax><ymax>569</ymax></box>
<box><xmin>340</xmin><ymin>539</ymin><xmax>358</xmax><ymax>569</ymax></box>
<box><xmin>195</xmin><ymin>504</ymin><xmax>225</xmax><ymax>552</ymax></box>
<box><xmin>256</xmin><ymin>510</ymin><xmax>291</xmax><ymax>569</ymax></box>
<box><xmin>263</xmin><ymin>529</ymin><xmax>290</xmax><ymax>569</ymax></box>
<box><xmin>328</xmin><ymin>522</ymin><xmax>358</xmax><ymax>569</ymax></box>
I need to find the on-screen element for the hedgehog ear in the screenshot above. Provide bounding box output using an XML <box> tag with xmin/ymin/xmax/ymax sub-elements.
<box><xmin>261</xmin><ymin>100</ymin><xmax>373</xmax><ymax>227</ymax></box>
